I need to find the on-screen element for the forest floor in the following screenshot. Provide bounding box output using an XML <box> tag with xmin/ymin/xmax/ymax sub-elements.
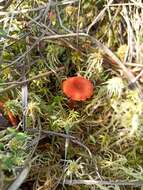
<box><xmin>0</xmin><ymin>0</ymin><xmax>143</xmax><ymax>190</ymax></box>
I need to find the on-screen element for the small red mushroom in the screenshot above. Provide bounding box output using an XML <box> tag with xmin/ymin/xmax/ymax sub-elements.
<box><xmin>0</xmin><ymin>100</ymin><xmax>18</xmax><ymax>127</ymax></box>
<box><xmin>7</xmin><ymin>111</ymin><xmax>18</xmax><ymax>126</ymax></box>
<box><xmin>62</xmin><ymin>76</ymin><xmax>93</xmax><ymax>108</ymax></box>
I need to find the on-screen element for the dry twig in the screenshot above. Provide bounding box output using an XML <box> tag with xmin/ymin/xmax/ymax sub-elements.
<box><xmin>63</xmin><ymin>179</ymin><xmax>143</xmax><ymax>187</ymax></box>
<box><xmin>0</xmin><ymin>67</ymin><xmax>64</xmax><ymax>93</ymax></box>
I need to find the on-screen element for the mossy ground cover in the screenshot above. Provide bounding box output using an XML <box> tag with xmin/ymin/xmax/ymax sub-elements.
<box><xmin>0</xmin><ymin>0</ymin><xmax>143</xmax><ymax>190</ymax></box>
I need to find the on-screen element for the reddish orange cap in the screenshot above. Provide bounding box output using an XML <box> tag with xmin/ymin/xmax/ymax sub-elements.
<box><xmin>62</xmin><ymin>76</ymin><xmax>93</xmax><ymax>101</ymax></box>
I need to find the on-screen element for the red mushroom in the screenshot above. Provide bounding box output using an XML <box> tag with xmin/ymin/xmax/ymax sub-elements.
<box><xmin>62</xmin><ymin>76</ymin><xmax>93</xmax><ymax>108</ymax></box>
<box><xmin>0</xmin><ymin>100</ymin><xmax>18</xmax><ymax>127</ymax></box>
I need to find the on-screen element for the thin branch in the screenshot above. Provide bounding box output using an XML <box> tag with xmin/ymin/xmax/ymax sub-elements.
<box><xmin>0</xmin><ymin>67</ymin><xmax>64</xmax><ymax>93</ymax></box>
<box><xmin>26</xmin><ymin>15</ymin><xmax>82</xmax><ymax>53</ymax></box>
<box><xmin>105</xmin><ymin>3</ymin><xmax>143</xmax><ymax>7</ymax></box>
<box><xmin>131</xmin><ymin>69</ymin><xmax>143</xmax><ymax>84</ymax></box>
<box><xmin>76</xmin><ymin>0</ymin><xmax>81</xmax><ymax>46</ymax></box>
<box><xmin>63</xmin><ymin>179</ymin><xmax>143</xmax><ymax>187</ymax></box>
<box><xmin>0</xmin><ymin>32</ymin><xmax>46</xmax><ymax>72</ymax></box>
<box><xmin>27</xmin><ymin>128</ymin><xmax>92</xmax><ymax>158</ymax></box>
<box><xmin>0</xmin><ymin>0</ymin><xmax>79</xmax><ymax>16</ymax></box>
<box><xmin>56</xmin><ymin>2</ymin><xmax>73</xmax><ymax>33</ymax></box>
<box><xmin>0</xmin><ymin>0</ymin><xmax>13</xmax><ymax>10</ymax></box>
<box><xmin>87</xmin><ymin>0</ymin><xmax>114</xmax><ymax>34</ymax></box>
<box><xmin>7</xmin><ymin>165</ymin><xmax>31</xmax><ymax>190</ymax></box>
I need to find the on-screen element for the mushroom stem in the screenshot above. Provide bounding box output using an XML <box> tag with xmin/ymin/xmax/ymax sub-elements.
<box><xmin>68</xmin><ymin>99</ymin><xmax>76</xmax><ymax>109</ymax></box>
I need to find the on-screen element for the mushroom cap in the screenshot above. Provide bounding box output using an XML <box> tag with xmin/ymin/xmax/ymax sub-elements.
<box><xmin>62</xmin><ymin>76</ymin><xmax>93</xmax><ymax>101</ymax></box>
